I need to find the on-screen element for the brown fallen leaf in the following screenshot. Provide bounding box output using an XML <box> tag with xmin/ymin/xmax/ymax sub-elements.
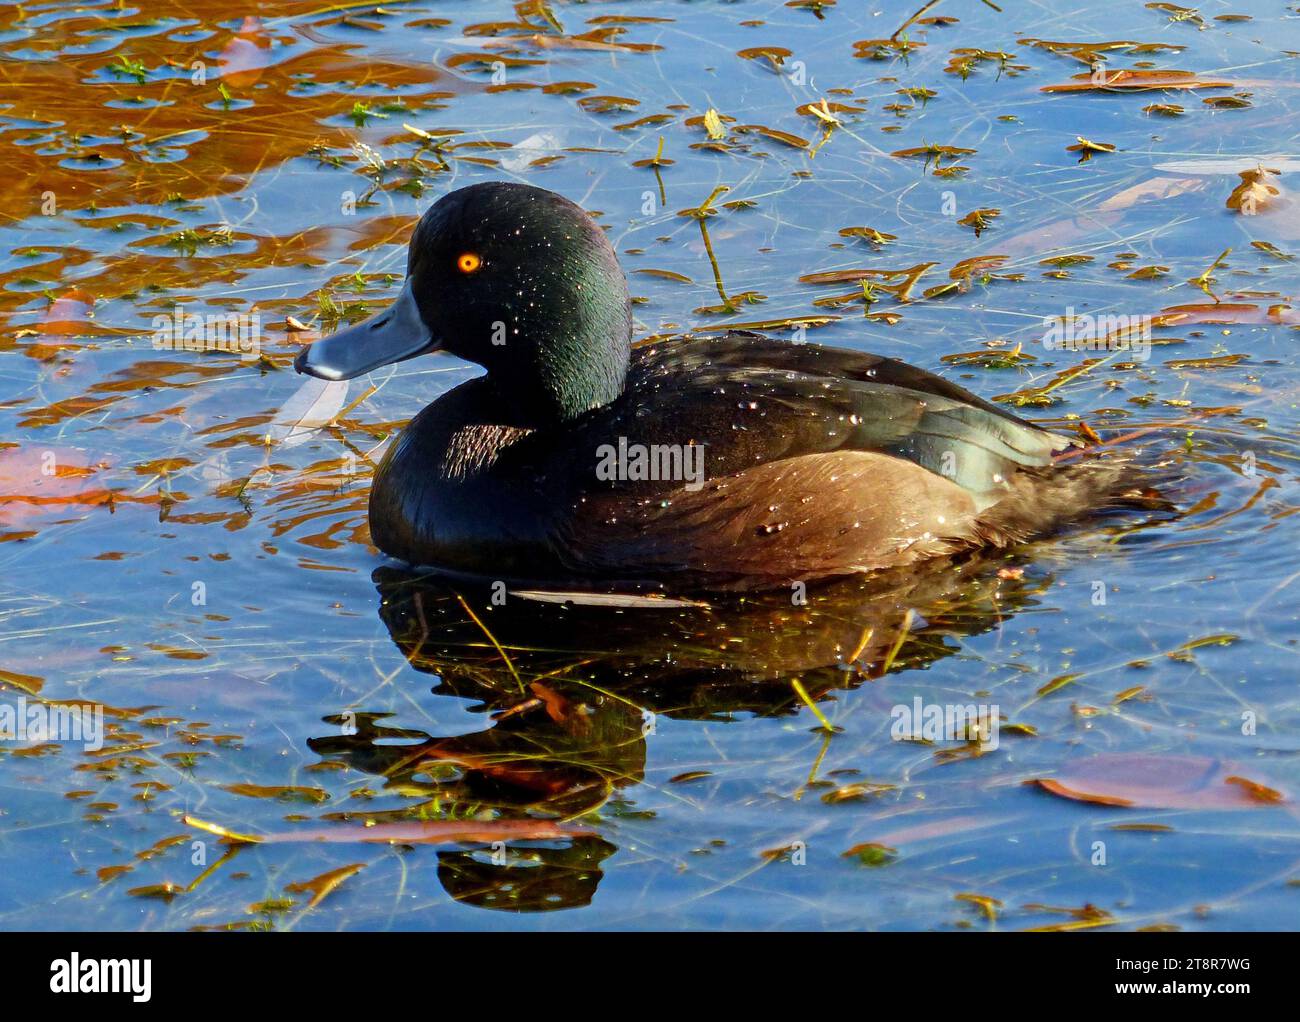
<box><xmin>0</xmin><ymin>669</ymin><xmax>44</xmax><ymax>696</ymax></box>
<box><xmin>1033</xmin><ymin>778</ymin><xmax>1135</xmax><ymax>807</ymax></box>
<box><xmin>128</xmin><ymin>882</ymin><xmax>184</xmax><ymax>901</ymax></box>
<box><xmin>284</xmin><ymin>863</ymin><xmax>366</xmax><ymax>909</ymax></box>
<box><xmin>957</xmin><ymin>208</ymin><xmax>1000</xmax><ymax>237</ymax></box>
<box><xmin>1154</xmin><ymin>301</ymin><xmax>1299</xmax><ymax>326</ymax></box>
<box><xmin>529</xmin><ymin>680</ymin><xmax>581</xmax><ymax>727</ymax></box>
<box><xmin>1226</xmin><ymin>166</ymin><xmax>1282</xmax><ymax>215</ymax></box>
<box><xmin>1224</xmin><ymin>775</ymin><xmax>1284</xmax><ymax>804</ymax></box>
<box><xmin>221</xmin><ymin>783</ymin><xmax>329</xmax><ymax>803</ymax></box>
<box><xmin>1031</xmin><ymin>755</ymin><xmax>1288</xmax><ymax>809</ymax></box>
<box><xmin>731</xmin><ymin>124</ymin><xmax>810</xmax><ymax>149</ymax></box>
<box><xmin>839</xmin><ymin>226</ymin><xmax>897</xmax><ymax>246</ymax></box>
<box><xmin>1041</xmin><ymin>69</ymin><xmax>1232</xmax><ymax>93</ymax></box>
<box><xmin>1067</xmin><ymin>136</ymin><xmax>1116</xmax><ymax>163</ymax></box>
<box><xmin>841</xmin><ymin>842</ymin><xmax>898</xmax><ymax>866</ymax></box>
<box><xmin>1165</xmin><ymin>354</ymin><xmax>1247</xmax><ymax>370</ymax></box>
<box><xmin>955</xmin><ymin>892</ymin><xmax>1002</xmax><ymax>921</ymax></box>
<box><xmin>737</xmin><ymin>45</ymin><xmax>793</xmax><ymax>70</ymax></box>
<box><xmin>1204</xmin><ymin>94</ymin><xmax>1252</xmax><ymax>109</ymax></box>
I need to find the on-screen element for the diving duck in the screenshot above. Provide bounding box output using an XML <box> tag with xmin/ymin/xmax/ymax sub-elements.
<box><xmin>295</xmin><ymin>182</ymin><xmax>1131</xmax><ymax>591</ymax></box>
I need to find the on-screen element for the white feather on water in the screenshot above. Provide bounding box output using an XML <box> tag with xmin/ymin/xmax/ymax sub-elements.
<box><xmin>267</xmin><ymin>376</ymin><xmax>349</xmax><ymax>448</ymax></box>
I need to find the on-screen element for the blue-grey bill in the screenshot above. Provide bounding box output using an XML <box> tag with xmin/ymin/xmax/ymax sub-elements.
<box><xmin>293</xmin><ymin>280</ymin><xmax>437</xmax><ymax>380</ymax></box>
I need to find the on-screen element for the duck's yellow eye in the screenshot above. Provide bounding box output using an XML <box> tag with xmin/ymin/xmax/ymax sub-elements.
<box><xmin>457</xmin><ymin>252</ymin><xmax>482</xmax><ymax>274</ymax></box>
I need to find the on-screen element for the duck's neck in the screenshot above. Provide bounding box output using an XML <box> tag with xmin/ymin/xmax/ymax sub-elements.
<box><xmin>484</xmin><ymin>298</ymin><xmax>633</xmax><ymax>429</ymax></box>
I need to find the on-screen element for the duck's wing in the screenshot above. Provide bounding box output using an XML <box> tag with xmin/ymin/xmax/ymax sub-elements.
<box><xmin>590</xmin><ymin>333</ymin><xmax>1074</xmax><ymax>506</ymax></box>
<box><xmin>517</xmin><ymin>334</ymin><xmax>1090</xmax><ymax>588</ymax></box>
<box><xmin>548</xmin><ymin>446</ymin><xmax>985</xmax><ymax>588</ymax></box>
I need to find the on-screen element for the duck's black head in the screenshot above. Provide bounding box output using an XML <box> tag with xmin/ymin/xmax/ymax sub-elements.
<box><xmin>295</xmin><ymin>182</ymin><xmax>633</xmax><ymax>426</ymax></box>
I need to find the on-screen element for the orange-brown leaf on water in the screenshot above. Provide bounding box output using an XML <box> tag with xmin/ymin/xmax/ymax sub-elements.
<box><xmin>731</xmin><ymin>124</ymin><xmax>810</xmax><ymax>149</ymax></box>
<box><xmin>127</xmin><ymin>882</ymin><xmax>184</xmax><ymax>901</ymax></box>
<box><xmin>1165</xmin><ymin>354</ymin><xmax>1246</xmax><ymax>370</ymax></box>
<box><xmin>1154</xmin><ymin>301</ymin><xmax>1300</xmax><ymax>326</ymax></box>
<box><xmin>221</xmin><ymin>783</ymin><xmax>330</xmax><ymax>804</ymax></box>
<box><xmin>1034</xmin><ymin>778</ymin><xmax>1134</xmax><ymax>807</ymax></box>
<box><xmin>183</xmin><ymin>814</ymin><xmax>592</xmax><ymax>846</ymax></box>
<box><xmin>890</xmin><ymin>143</ymin><xmax>976</xmax><ymax>165</ymax></box>
<box><xmin>955</xmin><ymin>892</ymin><xmax>1002</xmax><ymax>921</ymax></box>
<box><xmin>1066</xmin><ymin>137</ymin><xmax>1116</xmax><ymax>163</ymax></box>
<box><xmin>800</xmin><ymin>262</ymin><xmax>936</xmax><ymax>302</ymax></box>
<box><xmin>483</xmin><ymin>31</ymin><xmax>656</xmax><ymax>54</ymax></box>
<box><xmin>1019</xmin><ymin>38</ymin><xmax>1188</xmax><ymax>63</ymax></box>
<box><xmin>143</xmin><ymin>644</ymin><xmax>208</xmax><ymax>662</ymax></box>
<box><xmin>737</xmin><ymin>46</ymin><xmax>793</xmax><ymax>72</ymax></box>
<box><xmin>801</xmin><ymin>269</ymin><xmax>880</xmax><ymax>286</ymax></box>
<box><xmin>0</xmin><ymin>669</ymin><xmax>44</xmax><ymax>696</ymax></box>
<box><xmin>1041</xmin><ymin>69</ymin><xmax>1232</xmax><ymax>93</ymax></box>
<box><xmin>1224</xmin><ymin>776</ymin><xmax>1284</xmax><ymax>804</ymax></box>
<box><xmin>838</xmin><ymin>226</ymin><xmax>897</xmax><ymax>247</ymax></box>
<box><xmin>796</xmin><ymin>100</ymin><xmax>865</xmax><ymax>119</ymax></box>
<box><xmin>529</xmin><ymin>680</ymin><xmax>584</xmax><ymax>728</ymax></box>
<box><xmin>1022</xmin><ymin>902</ymin><xmax>1116</xmax><ymax>932</ymax></box>
<box><xmin>1226</xmin><ymin>166</ymin><xmax>1283</xmax><ymax>215</ymax></box>
<box><xmin>947</xmin><ymin>254</ymin><xmax>1014</xmax><ymax>291</ymax></box>
<box><xmin>957</xmin><ymin>208</ymin><xmax>999</xmax><ymax>237</ymax></box>
<box><xmin>635</xmin><ymin>268</ymin><xmax>693</xmax><ymax>283</ymax></box>
<box><xmin>135</xmin><ymin>834</ymin><xmax>190</xmax><ymax>861</ymax></box>
<box><xmin>1031</xmin><ymin>755</ymin><xmax>1288</xmax><ymax>810</ymax></box>
<box><xmin>841</xmin><ymin>842</ymin><xmax>898</xmax><ymax>866</ymax></box>
<box><xmin>822</xmin><ymin>782</ymin><xmax>896</xmax><ymax>804</ymax></box>
<box><xmin>1022</xmin><ymin>901</ymin><xmax>1113</xmax><ymax>921</ymax></box>
<box><xmin>853</xmin><ymin>38</ymin><xmax>927</xmax><ymax>61</ymax></box>
<box><xmin>1251</xmin><ymin>240</ymin><xmax>1292</xmax><ymax>260</ymax></box>
<box><xmin>1147</xmin><ymin>2</ymin><xmax>1206</xmax><ymax>27</ymax></box>
<box><xmin>284</xmin><ymin>863</ymin><xmax>366</xmax><ymax>909</ymax></box>
<box><xmin>1204</xmin><ymin>94</ymin><xmax>1252</xmax><ymax>110</ymax></box>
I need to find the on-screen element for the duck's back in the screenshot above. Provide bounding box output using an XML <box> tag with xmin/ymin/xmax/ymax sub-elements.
<box><xmin>371</xmin><ymin>334</ymin><xmax>1123</xmax><ymax>590</ymax></box>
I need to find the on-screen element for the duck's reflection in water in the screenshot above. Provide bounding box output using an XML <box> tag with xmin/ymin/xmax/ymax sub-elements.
<box><xmin>307</xmin><ymin>556</ymin><xmax>1045</xmax><ymax>911</ymax></box>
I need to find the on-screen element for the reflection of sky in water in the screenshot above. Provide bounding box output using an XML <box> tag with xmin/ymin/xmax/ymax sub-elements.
<box><xmin>0</xmin><ymin>0</ymin><xmax>1297</xmax><ymax>930</ymax></box>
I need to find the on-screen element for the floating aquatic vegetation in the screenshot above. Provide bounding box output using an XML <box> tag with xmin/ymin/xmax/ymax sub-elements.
<box><xmin>737</xmin><ymin>45</ymin><xmax>793</xmax><ymax>72</ymax></box>
<box><xmin>1145</xmin><ymin>2</ymin><xmax>1206</xmax><ymax>29</ymax></box>
<box><xmin>1041</xmin><ymin>69</ymin><xmax>1232</xmax><ymax>92</ymax></box>
<box><xmin>944</xmin><ymin>48</ymin><xmax>1023</xmax><ymax>79</ymax></box>
<box><xmin>838</xmin><ymin>226</ymin><xmax>897</xmax><ymax>247</ymax></box>
<box><xmin>957</xmin><ymin>207</ymin><xmax>1000</xmax><ymax>236</ymax></box>
<box><xmin>1225</xmin><ymin>166</ymin><xmax>1283</xmax><ymax>214</ymax></box>
<box><xmin>1067</xmin><ymin>136</ymin><xmax>1116</xmax><ymax>163</ymax></box>
<box><xmin>1204</xmin><ymin>93</ymin><xmax>1252</xmax><ymax>109</ymax></box>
